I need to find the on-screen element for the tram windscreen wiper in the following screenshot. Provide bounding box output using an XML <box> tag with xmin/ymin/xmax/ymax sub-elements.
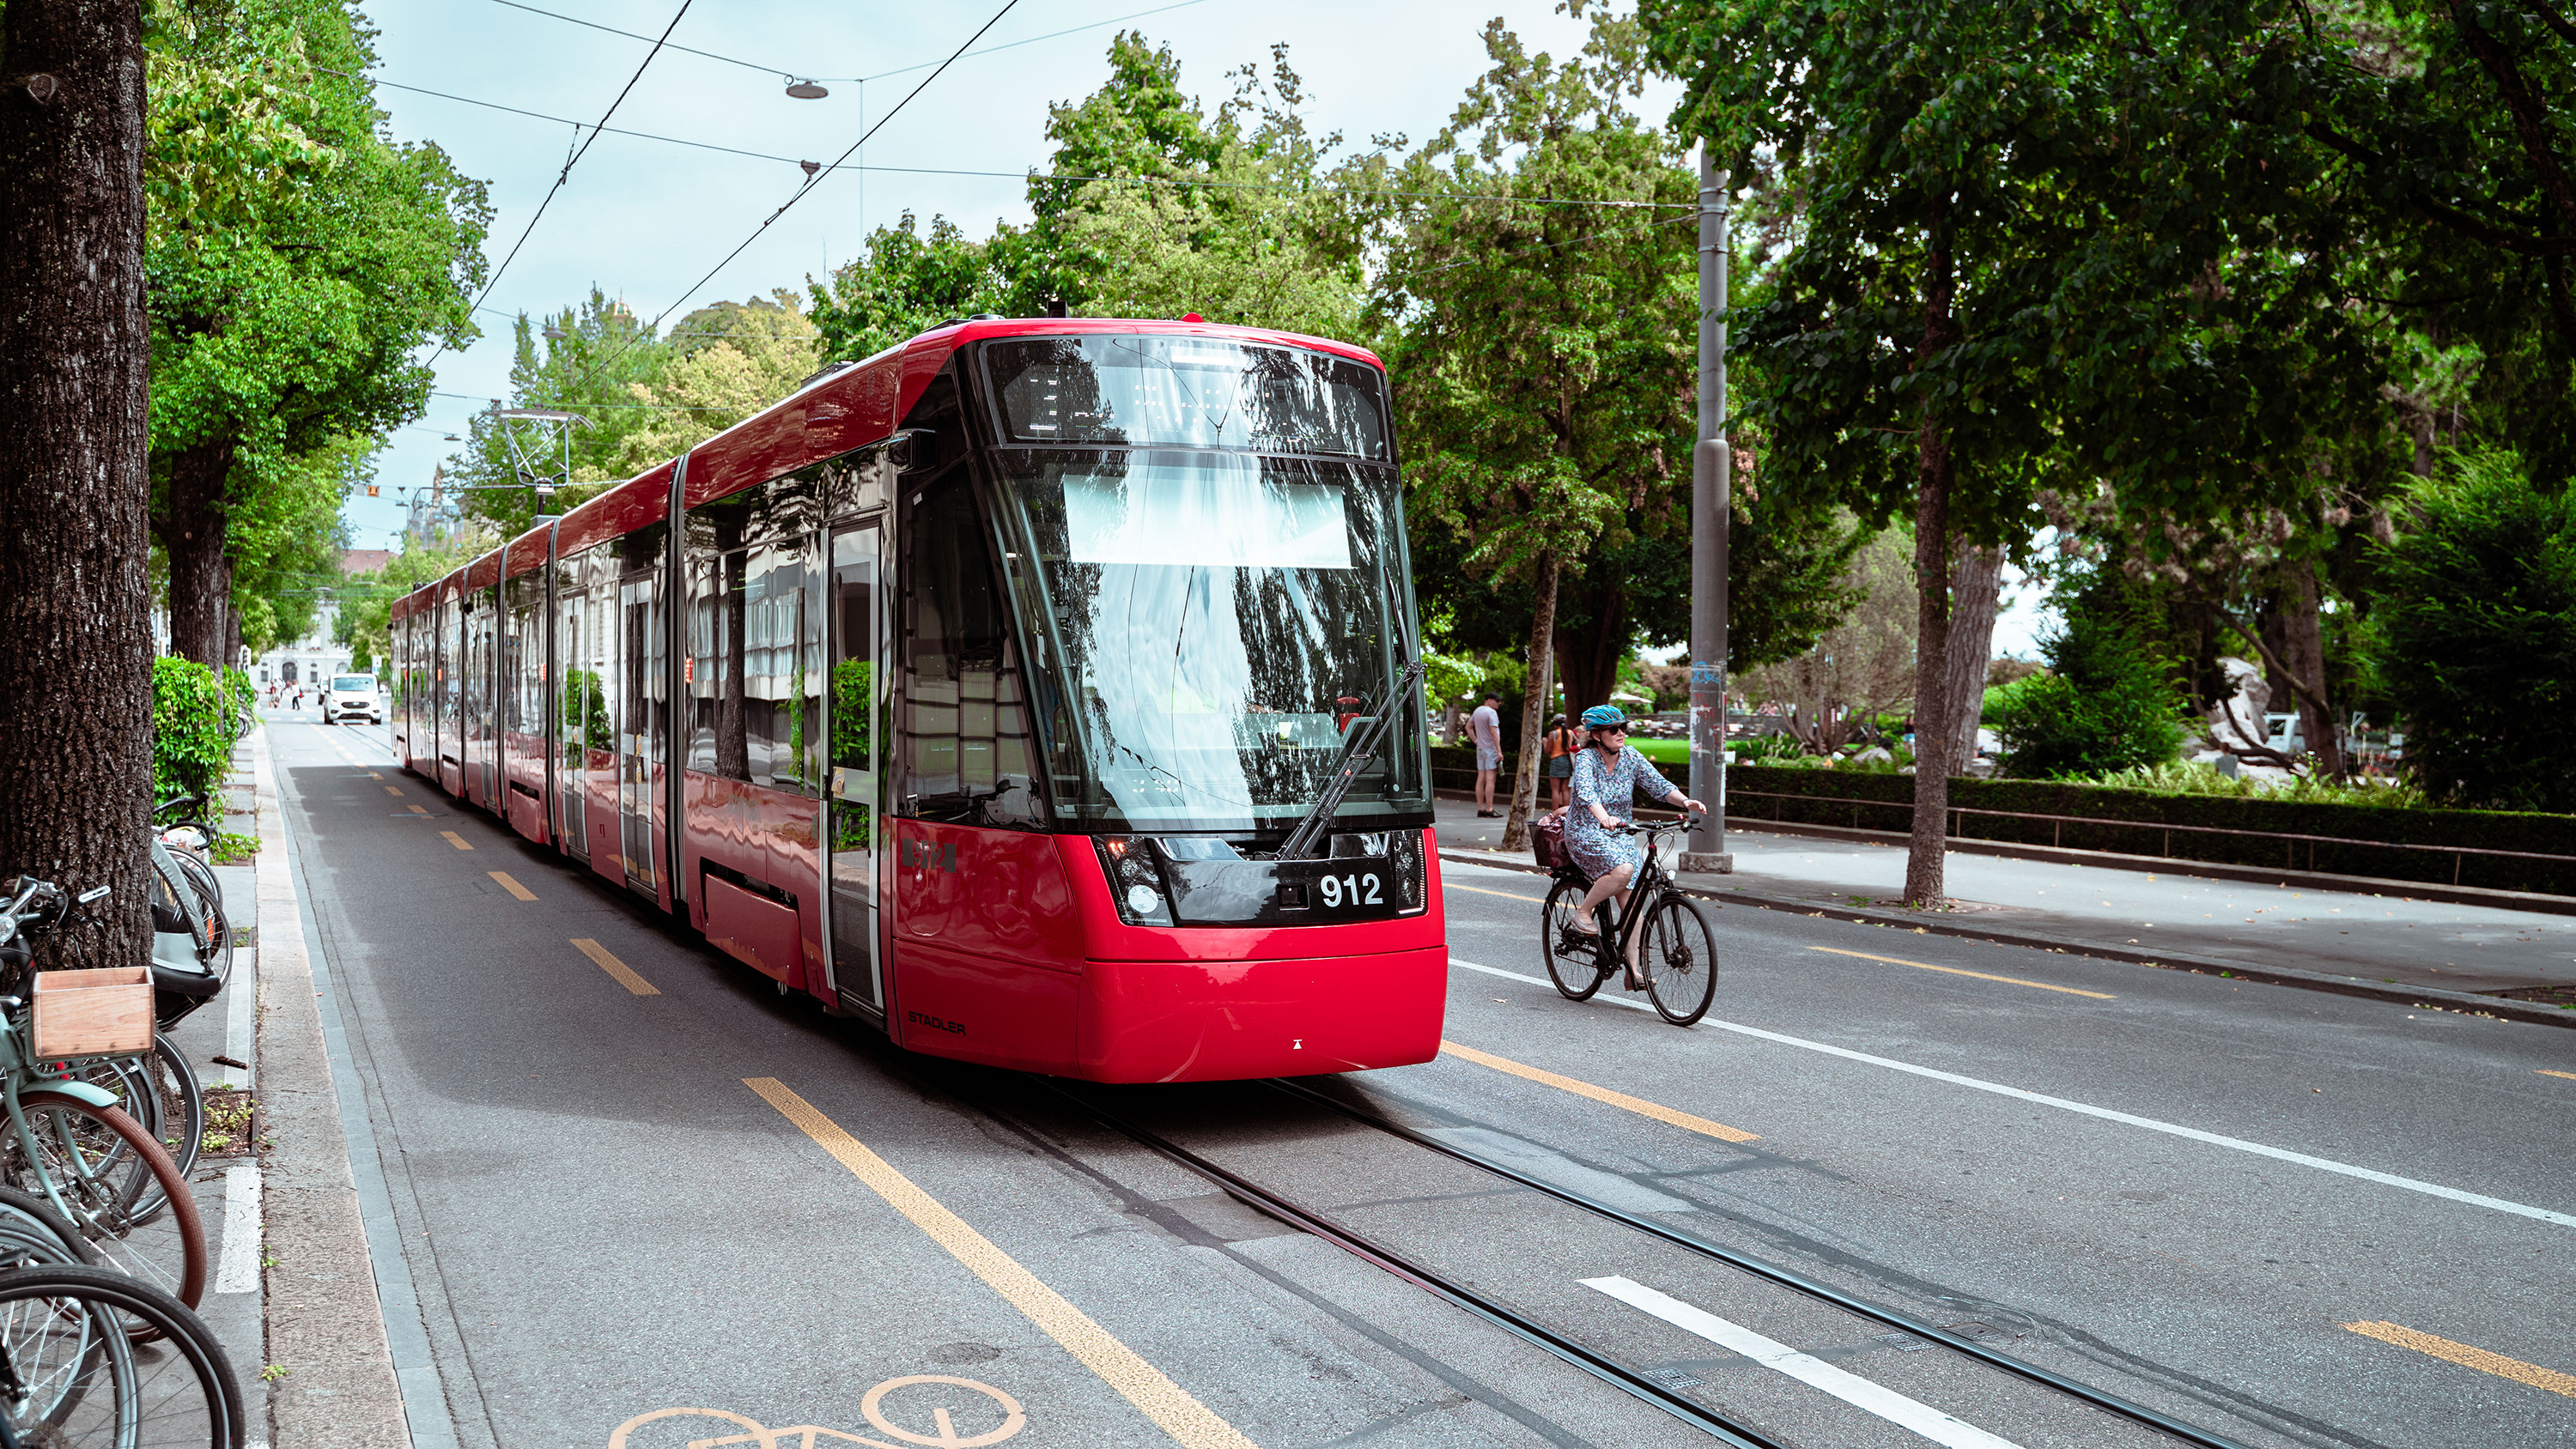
<box><xmin>1274</xmin><ymin>658</ymin><xmax>1426</xmax><ymax>862</ymax></box>
<box><xmin>1277</xmin><ymin>569</ymin><xmax>1425</xmax><ymax>863</ymax></box>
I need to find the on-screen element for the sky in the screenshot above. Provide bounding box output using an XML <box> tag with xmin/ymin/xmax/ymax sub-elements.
<box><xmin>351</xmin><ymin>0</ymin><xmax>2050</xmax><ymax>656</ymax></box>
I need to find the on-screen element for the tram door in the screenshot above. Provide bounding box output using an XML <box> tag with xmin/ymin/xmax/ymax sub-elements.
<box><xmin>617</xmin><ymin>570</ymin><xmax>662</xmax><ymax>892</ymax></box>
<box><xmin>827</xmin><ymin>519</ymin><xmax>886</xmax><ymax>1014</ymax></box>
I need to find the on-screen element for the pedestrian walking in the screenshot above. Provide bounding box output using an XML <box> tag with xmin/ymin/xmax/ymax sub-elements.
<box><xmin>1469</xmin><ymin>694</ymin><xmax>1504</xmax><ymax>817</ymax></box>
<box><xmin>1543</xmin><ymin>713</ymin><xmax>1577</xmax><ymax>811</ymax></box>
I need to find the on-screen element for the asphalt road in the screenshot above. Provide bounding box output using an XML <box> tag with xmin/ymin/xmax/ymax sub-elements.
<box><xmin>271</xmin><ymin>718</ymin><xmax>2576</xmax><ymax>1449</ymax></box>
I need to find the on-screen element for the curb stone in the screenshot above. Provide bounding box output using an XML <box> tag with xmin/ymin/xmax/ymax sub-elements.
<box><xmin>250</xmin><ymin>729</ymin><xmax>414</xmax><ymax>1446</ymax></box>
<box><xmin>1436</xmin><ymin>846</ymin><xmax>2576</xmax><ymax>1031</ymax></box>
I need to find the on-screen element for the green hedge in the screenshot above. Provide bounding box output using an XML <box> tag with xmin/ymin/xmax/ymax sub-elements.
<box><xmin>153</xmin><ymin>656</ymin><xmax>234</xmax><ymax>805</ymax></box>
<box><xmin>1722</xmin><ymin>766</ymin><xmax>2576</xmax><ymax>895</ymax></box>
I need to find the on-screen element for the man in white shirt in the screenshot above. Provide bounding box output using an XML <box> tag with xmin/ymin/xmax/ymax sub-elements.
<box><xmin>1468</xmin><ymin>694</ymin><xmax>1504</xmax><ymax>818</ymax></box>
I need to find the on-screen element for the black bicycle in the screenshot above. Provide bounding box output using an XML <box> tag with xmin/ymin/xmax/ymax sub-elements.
<box><xmin>1538</xmin><ymin>814</ymin><xmax>1722</xmax><ymax>1026</ymax></box>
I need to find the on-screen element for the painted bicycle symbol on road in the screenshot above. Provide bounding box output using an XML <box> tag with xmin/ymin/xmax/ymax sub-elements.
<box><xmin>610</xmin><ymin>1375</ymin><xmax>1026</xmax><ymax>1449</ymax></box>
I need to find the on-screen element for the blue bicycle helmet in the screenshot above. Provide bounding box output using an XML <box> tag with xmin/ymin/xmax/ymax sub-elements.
<box><xmin>1579</xmin><ymin>704</ymin><xmax>1628</xmax><ymax>730</ymax></box>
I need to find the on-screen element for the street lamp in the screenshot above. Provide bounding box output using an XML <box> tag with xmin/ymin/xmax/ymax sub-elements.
<box><xmin>785</xmin><ymin>77</ymin><xmax>828</xmax><ymax>99</ymax></box>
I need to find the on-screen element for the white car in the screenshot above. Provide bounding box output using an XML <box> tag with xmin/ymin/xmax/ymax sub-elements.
<box><xmin>325</xmin><ymin>673</ymin><xmax>382</xmax><ymax>725</ymax></box>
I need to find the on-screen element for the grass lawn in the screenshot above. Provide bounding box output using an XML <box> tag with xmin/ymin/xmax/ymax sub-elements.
<box><xmin>1631</xmin><ymin>737</ymin><xmax>1690</xmax><ymax>764</ymax></box>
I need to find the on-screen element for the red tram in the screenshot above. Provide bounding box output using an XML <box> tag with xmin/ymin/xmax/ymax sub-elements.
<box><xmin>386</xmin><ymin>318</ymin><xmax>1448</xmax><ymax>1082</ymax></box>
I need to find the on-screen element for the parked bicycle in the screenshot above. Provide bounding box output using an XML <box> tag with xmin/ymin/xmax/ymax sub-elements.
<box><xmin>0</xmin><ymin>1263</ymin><xmax>246</xmax><ymax>1446</ymax></box>
<box><xmin>0</xmin><ymin>879</ymin><xmax>209</xmax><ymax>1316</ymax></box>
<box><xmin>1537</xmin><ymin>814</ymin><xmax>1722</xmax><ymax>1026</ymax></box>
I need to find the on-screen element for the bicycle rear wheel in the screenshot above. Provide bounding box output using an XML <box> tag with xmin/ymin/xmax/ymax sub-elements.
<box><xmin>1539</xmin><ymin>878</ymin><xmax>1608</xmax><ymax>1001</ymax></box>
<box><xmin>4</xmin><ymin>1092</ymin><xmax>207</xmax><ymax>1313</ymax></box>
<box><xmin>0</xmin><ymin>1263</ymin><xmax>246</xmax><ymax>1447</ymax></box>
<box><xmin>1638</xmin><ymin>894</ymin><xmax>1720</xmax><ymax>1027</ymax></box>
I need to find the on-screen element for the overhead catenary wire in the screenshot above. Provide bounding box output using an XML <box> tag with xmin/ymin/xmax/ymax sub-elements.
<box><xmin>422</xmin><ymin>0</ymin><xmax>696</xmax><ymax>369</ymax></box>
<box><xmin>490</xmin><ymin>0</ymin><xmax>1216</xmax><ymax>84</ymax></box>
<box><xmin>344</xmin><ymin>65</ymin><xmax>1694</xmax><ymax>213</ymax></box>
<box><xmin>646</xmin><ymin>0</ymin><xmax>1024</xmax><ymax>330</ymax></box>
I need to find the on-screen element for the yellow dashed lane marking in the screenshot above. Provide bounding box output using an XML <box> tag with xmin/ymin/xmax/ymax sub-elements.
<box><xmin>489</xmin><ymin>871</ymin><xmax>535</xmax><ymax>901</ymax></box>
<box><xmin>1441</xmin><ymin>1040</ymin><xmax>1759</xmax><ymax>1143</ymax></box>
<box><xmin>405</xmin><ymin>805</ymin><xmax>427</xmax><ymax>815</ymax></box>
<box><xmin>440</xmin><ymin>831</ymin><xmax>472</xmax><ymax>851</ymax></box>
<box><xmin>745</xmin><ymin>1077</ymin><xmax>1260</xmax><ymax>1449</ymax></box>
<box><xmin>573</xmin><ymin>938</ymin><xmax>659</xmax><ymax>996</ymax></box>
<box><xmin>1446</xmin><ymin>882</ymin><xmax>1544</xmax><ymax>905</ymax></box>
<box><xmin>2539</xmin><ymin>1070</ymin><xmax>2576</xmax><ymax>1082</ymax></box>
<box><xmin>384</xmin><ymin>785</ymin><xmax>402</xmax><ymax>796</ymax></box>
<box><xmin>1808</xmin><ymin>946</ymin><xmax>2116</xmax><ymax>999</ymax></box>
<box><xmin>2343</xmin><ymin>1321</ymin><xmax>2576</xmax><ymax>1398</ymax></box>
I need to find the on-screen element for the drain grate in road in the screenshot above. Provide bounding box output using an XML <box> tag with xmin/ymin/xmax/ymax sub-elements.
<box><xmin>1872</xmin><ymin>1332</ymin><xmax>1925</xmax><ymax>1351</ymax></box>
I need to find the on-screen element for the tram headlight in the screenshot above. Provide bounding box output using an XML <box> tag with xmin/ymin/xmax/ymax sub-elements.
<box><xmin>1093</xmin><ymin>837</ymin><xmax>1174</xmax><ymax>925</ymax></box>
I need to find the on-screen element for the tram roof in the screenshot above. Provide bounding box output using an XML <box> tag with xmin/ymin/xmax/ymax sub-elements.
<box><xmin>425</xmin><ymin>317</ymin><xmax>1388</xmax><ymax>579</ymax></box>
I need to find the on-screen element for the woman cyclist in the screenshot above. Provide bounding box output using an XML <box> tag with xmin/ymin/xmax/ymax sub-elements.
<box><xmin>1563</xmin><ymin>704</ymin><xmax>1704</xmax><ymax>984</ymax></box>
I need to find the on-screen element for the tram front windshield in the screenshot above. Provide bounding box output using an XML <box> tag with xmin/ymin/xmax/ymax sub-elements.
<box><xmin>982</xmin><ymin>337</ymin><xmax>1424</xmax><ymax>836</ymax></box>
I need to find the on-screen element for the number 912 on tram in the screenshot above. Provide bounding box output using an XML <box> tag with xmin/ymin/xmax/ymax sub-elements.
<box><xmin>385</xmin><ymin>318</ymin><xmax>1448</xmax><ymax>1082</ymax></box>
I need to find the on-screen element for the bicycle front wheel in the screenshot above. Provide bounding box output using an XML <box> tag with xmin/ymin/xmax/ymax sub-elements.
<box><xmin>1540</xmin><ymin>878</ymin><xmax>1608</xmax><ymax>1001</ymax></box>
<box><xmin>0</xmin><ymin>1263</ymin><xmax>246</xmax><ymax>1447</ymax></box>
<box><xmin>6</xmin><ymin>1092</ymin><xmax>208</xmax><ymax>1311</ymax></box>
<box><xmin>1639</xmin><ymin>894</ymin><xmax>1721</xmax><ymax>1026</ymax></box>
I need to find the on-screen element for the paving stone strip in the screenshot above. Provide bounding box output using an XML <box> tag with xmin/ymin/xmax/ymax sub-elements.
<box><xmin>251</xmin><ymin>728</ymin><xmax>413</xmax><ymax>1446</ymax></box>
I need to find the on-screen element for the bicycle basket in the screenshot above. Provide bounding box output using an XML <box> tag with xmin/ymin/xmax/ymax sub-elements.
<box><xmin>29</xmin><ymin>966</ymin><xmax>154</xmax><ymax>1059</ymax></box>
<box><xmin>1531</xmin><ymin>808</ymin><xmax>1570</xmax><ymax>870</ymax></box>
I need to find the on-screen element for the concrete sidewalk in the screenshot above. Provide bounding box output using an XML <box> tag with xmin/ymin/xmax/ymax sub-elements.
<box><xmin>1433</xmin><ymin>798</ymin><xmax>2576</xmax><ymax>1023</ymax></box>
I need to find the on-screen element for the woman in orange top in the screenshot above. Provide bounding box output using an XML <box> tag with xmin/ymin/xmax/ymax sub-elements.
<box><xmin>1542</xmin><ymin>713</ymin><xmax>1578</xmax><ymax>810</ymax></box>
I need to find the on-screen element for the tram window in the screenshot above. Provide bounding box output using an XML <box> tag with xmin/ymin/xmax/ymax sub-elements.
<box><xmin>684</xmin><ymin>475</ymin><xmax>823</xmax><ymax>793</ymax></box>
<box><xmin>503</xmin><ymin>573</ymin><xmax>544</xmax><ymax>737</ymax></box>
<box><xmin>617</xmin><ymin>522</ymin><xmax>669</xmax><ymax>761</ymax></box>
<box><xmin>985</xmin><ymin>336</ymin><xmax>1388</xmax><ymax>460</ymax></box>
<box><xmin>556</xmin><ymin>548</ymin><xmax>611</xmax><ymax>755</ymax></box>
<box><xmin>896</xmin><ymin>472</ymin><xmax>1043</xmax><ymax>828</ymax></box>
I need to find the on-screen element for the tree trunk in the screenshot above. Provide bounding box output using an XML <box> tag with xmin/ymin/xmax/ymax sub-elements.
<box><xmin>157</xmin><ymin>439</ymin><xmax>234</xmax><ymax>665</ymax></box>
<box><xmin>2275</xmin><ymin>564</ymin><xmax>2343</xmax><ymax>779</ymax></box>
<box><xmin>1500</xmin><ymin>550</ymin><xmax>1562</xmax><ymax>852</ymax></box>
<box><xmin>1552</xmin><ymin>580</ymin><xmax>1628</xmax><ymax>728</ymax></box>
<box><xmin>1940</xmin><ymin>541</ymin><xmax>2003</xmax><ymax>773</ymax></box>
<box><xmin>0</xmin><ymin>0</ymin><xmax>156</xmax><ymax>965</ymax></box>
<box><xmin>1904</xmin><ymin>192</ymin><xmax>1960</xmax><ymax>909</ymax></box>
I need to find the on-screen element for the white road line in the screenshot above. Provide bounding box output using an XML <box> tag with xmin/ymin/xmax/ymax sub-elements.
<box><xmin>1583</xmin><ymin>1276</ymin><xmax>2025</xmax><ymax>1449</ymax></box>
<box><xmin>1451</xmin><ymin>957</ymin><xmax>2576</xmax><ymax>1230</ymax></box>
<box><xmin>213</xmin><ymin>1162</ymin><xmax>263</xmax><ymax>1294</ymax></box>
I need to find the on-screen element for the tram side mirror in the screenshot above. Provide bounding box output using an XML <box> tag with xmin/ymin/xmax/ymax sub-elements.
<box><xmin>887</xmin><ymin>428</ymin><xmax>929</xmax><ymax>472</ymax></box>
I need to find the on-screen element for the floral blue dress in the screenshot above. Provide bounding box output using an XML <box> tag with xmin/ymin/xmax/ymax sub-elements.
<box><xmin>1565</xmin><ymin>743</ymin><xmax>1680</xmax><ymax>880</ymax></box>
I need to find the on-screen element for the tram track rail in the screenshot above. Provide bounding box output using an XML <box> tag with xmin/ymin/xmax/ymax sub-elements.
<box><xmin>1027</xmin><ymin>1078</ymin><xmax>1790</xmax><ymax>1449</ymax></box>
<box><xmin>1257</xmin><ymin>1077</ymin><xmax>2256</xmax><ymax>1449</ymax></box>
<box><xmin>1018</xmin><ymin>1073</ymin><xmax>2264</xmax><ymax>1449</ymax></box>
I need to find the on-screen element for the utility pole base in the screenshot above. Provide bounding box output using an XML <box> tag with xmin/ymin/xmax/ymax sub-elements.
<box><xmin>1680</xmin><ymin>852</ymin><xmax>1735</xmax><ymax>875</ymax></box>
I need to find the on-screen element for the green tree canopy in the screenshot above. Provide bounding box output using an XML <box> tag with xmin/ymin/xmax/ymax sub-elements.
<box><xmin>2367</xmin><ymin>449</ymin><xmax>2576</xmax><ymax>811</ymax></box>
<box><xmin>143</xmin><ymin>0</ymin><xmax>489</xmax><ymax>663</ymax></box>
<box><xmin>1372</xmin><ymin>14</ymin><xmax>1698</xmax><ymax>842</ymax></box>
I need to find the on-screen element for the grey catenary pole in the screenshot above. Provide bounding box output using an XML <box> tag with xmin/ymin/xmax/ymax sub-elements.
<box><xmin>1684</xmin><ymin>150</ymin><xmax>1734</xmax><ymax>873</ymax></box>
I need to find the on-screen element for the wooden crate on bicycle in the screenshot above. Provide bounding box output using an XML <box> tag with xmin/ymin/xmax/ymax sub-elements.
<box><xmin>29</xmin><ymin>966</ymin><xmax>154</xmax><ymax>1059</ymax></box>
